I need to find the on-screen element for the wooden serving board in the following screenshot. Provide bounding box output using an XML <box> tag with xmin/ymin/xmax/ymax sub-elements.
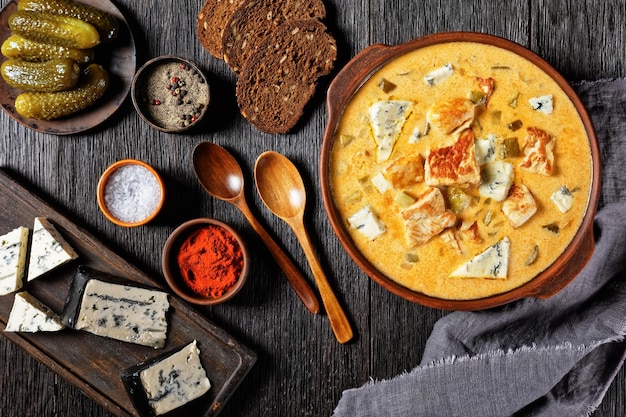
<box><xmin>0</xmin><ymin>169</ymin><xmax>256</xmax><ymax>417</ymax></box>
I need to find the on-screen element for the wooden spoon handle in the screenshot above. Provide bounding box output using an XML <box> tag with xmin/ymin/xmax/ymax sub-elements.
<box><xmin>237</xmin><ymin>202</ymin><xmax>320</xmax><ymax>314</ymax></box>
<box><xmin>292</xmin><ymin>221</ymin><xmax>353</xmax><ymax>344</ymax></box>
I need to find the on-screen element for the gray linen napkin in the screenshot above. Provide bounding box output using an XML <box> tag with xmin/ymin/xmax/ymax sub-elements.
<box><xmin>332</xmin><ymin>78</ymin><xmax>626</xmax><ymax>417</ymax></box>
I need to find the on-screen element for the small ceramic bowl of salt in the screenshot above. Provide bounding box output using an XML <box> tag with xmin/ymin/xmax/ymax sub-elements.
<box><xmin>97</xmin><ymin>159</ymin><xmax>165</xmax><ymax>227</ymax></box>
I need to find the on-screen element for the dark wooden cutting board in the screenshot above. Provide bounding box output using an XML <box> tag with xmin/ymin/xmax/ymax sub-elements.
<box><xmin>0</xmin><ymin>169</ymin><xmax>256</xmax><ymax>417</ymax></box>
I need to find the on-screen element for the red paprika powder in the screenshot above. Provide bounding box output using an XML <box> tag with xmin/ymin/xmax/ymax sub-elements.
<box><xmin>176</xmin><ymin>224</ymin><xmax>244</xmax><ymax>298</ymax></box>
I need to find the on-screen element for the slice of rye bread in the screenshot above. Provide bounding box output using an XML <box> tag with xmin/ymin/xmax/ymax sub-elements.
<box><xmin>222</xmin><ymin>0</ymin><xmax>327</xmax><ymax>75</ymax></box>
<box><xmin>197</xmin><ymin>0</ymin><xmax>244</xmax><ymax>59</ymax></box>
<box><xmin>236</xmin><ymin>19</ymin><xmax>337</xmax><ymax>134</ymax></box>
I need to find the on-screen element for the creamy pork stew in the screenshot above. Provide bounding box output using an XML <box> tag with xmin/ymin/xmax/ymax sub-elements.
<box><xmin>329</xmin><ymin>41</ymin><xmax>592</xmax><ymax>300</ymax></box>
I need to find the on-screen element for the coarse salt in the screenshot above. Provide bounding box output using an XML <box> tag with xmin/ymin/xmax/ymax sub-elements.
<box><xmin>103</xmin><ymin>164</ymin><xmax>162</xmax><ymax>223</ymax></box>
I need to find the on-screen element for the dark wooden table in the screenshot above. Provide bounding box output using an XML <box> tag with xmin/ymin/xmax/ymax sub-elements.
<box><xmin>1</xmin><ymin>0</ymin><xmax>624</xmax><ymax>416</ymax></box>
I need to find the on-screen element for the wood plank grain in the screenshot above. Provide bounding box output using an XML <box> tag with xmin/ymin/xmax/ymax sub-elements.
<box><xmin>0</xmin><ymin>0</ymin><xmax>624</xmax><ymax>416</ymax></box>
<box><xmin>532</xmin><ymin>0</ymin><xmax>626</xmax><ymax>81</ymax></box>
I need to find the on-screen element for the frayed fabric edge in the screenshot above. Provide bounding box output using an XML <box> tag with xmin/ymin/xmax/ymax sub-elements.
<box><xmin>360</xmin><ymin>337</ymin><xmax>625</xmax><ymax>388</ymax></box>
<box><xmin>576</xmin><ymin>336</ymin><xmax>626</xmax><ymax>417</ymax></box>
<box><xmin>418</xmin><ymin>341</ymin><xmax>600</xmax><ymax>370</ymax></box>
<box><xmin>579</xmin><ymin>404</ymin><xmax>598</xmax><ymax>417</ymax></box>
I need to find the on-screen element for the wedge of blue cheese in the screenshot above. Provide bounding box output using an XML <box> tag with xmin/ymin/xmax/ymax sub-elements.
<box><xmin>27</xmin><ymin>217</ymin><xmax>78</xmax><ymax>281</ymax></box>
<box><xmin>347</xmin><ymin>205</ymin><xmax>386</xmax><ymax>240</ymax></box>
<box><xmin>423</xmin><ymin>63</ymin><xmax>454</xmax><ymax>86</ymax></box>
<box><xmin>551</xmin><ymin>186</ymin><xmax>574</xmax><ymax>213</ymax></box>
<box><xmin>0</xmin><ymin>226</ymin><xmax>29</xmax><ymax>296</ymax></box>
<box><xmin>63</xmin><ymin>267</ymin><xmax>170</xmax><ymax>348</ymax></box>
<box><xmin>478</xmin><ymin>161</ymin><xmax>515</xmax><ymax>202</ymax></box>
<box><xmin>529</xmin><ymin>94</ymin><xmax>553</xmax><ymax>114</ymax></box>
<box><xmin>475</xmin><ymin>135</ymin><xmax>496</xmax><ymax>165</ymax></box>
<box><xmin>368</xmin><ymin>100</ymin><xmax>413</xmax><ymax>162</ymax></box>
<box><xmin>4</xmin><ymin>291</ymin><xmax>65</xmax><ymax>332</ymax></box>
<box><xmin>450</xmin><ymin>237</ymin><xmax>510</xmax><ymax>279</ymax></box>
<box><xmin>138</xmin><ymin>340</ymin><xmax>211</xmax><ymax>416</ymax></box>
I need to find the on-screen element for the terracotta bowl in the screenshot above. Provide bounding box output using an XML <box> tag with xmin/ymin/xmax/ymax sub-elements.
<box><xmin>97</xmin><ymin>159</ymin><xmax>165</xmax><ymax>227</ymax></box>
<box><xmin>320</xmin><ymin>32</ymin><xmax>601</xmax><ymax>311</ymax></box>
<box><xmin>161</xmin><ymin>218</ymin><xmax>249</xmax><ymax>305</ymax></box>
<box><xmin>131</xmin><ymin>55</ymin><xmax>210</xmax><ymax>133</ymax></box>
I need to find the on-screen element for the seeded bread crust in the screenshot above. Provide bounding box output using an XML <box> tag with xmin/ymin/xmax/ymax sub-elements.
<box><xmin>197</xmin><ymin>0</ymin><xmax>244</xmax><ymax>59</ymax></box>
<box><xmin>222</xmin><ymin>0</ymin><xmax>327</xmax><ymax>75</ymax></box>
<box><xmin>236</xmin><ymin>19</ymin><xmax>337</xmax><ymax>134</ymax></box>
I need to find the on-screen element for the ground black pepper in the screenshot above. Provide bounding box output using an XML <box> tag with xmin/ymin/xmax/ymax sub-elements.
<box><xmin>141</xmin><ymin>61</ymin><xmax>209</xmax><ymax>130</ymax></box>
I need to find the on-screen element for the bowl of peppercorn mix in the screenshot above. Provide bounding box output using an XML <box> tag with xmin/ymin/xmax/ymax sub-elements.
<box><xmin>131</xmin><ymin>55</ymin><xmax>210</xmax><ymax>133</ymax></box>
<box><xmin>162</xmin><ymin>218</ymin><xmax>249</xmax><ymax>305</ymax></box>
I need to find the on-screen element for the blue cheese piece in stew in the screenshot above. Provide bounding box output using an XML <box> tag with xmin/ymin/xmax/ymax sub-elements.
<box><xmin>368</xmin><ymin>100</ymin><xmax>413</xmax><ymax>162</ymax></box>
<box><xmin>450</xmin><ymin>237</ymin><xmax>510</xmax><ymax>279</ymax></box>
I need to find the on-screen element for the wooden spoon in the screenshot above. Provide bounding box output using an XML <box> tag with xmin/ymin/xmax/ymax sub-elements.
<box><xmin>192</xmin><ymin>142</ymin><xmax>320</xmax><ymax>314</ymax></box>
<box><xmin>254</xmin><ymin>151</ymin><xmax>353</xmax><ymax>344</ymax></box>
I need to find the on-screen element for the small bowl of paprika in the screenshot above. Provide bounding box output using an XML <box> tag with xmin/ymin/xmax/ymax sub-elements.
<box><xmin>162</xmin><ymin>218</ymin><xmax>249</xmax><ymax>305</ymax></box>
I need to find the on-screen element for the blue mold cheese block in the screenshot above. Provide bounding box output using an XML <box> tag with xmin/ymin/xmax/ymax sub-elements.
<box><xmin>4</xmin><ymin>291</ymin><xmax>65</xmax><ymax>332</ymax></box>
<box><xmin>27</xmin><ymin>217</ymin><xmax>78</xmax><ymax>281</ymax></box>
<box><xmin>0</xmin><ymin>226</ymin><xmax>29</xmax><ymax>296</ymax></box>
<box><xmin>122</xmin><ymin>340</ymin><xmax>211</xmax><ymax>417</ymax></box>
<box><xmin>61</xmin><ymin>266</ymin><xmax>170</xmax><ymax>348</ymax></box>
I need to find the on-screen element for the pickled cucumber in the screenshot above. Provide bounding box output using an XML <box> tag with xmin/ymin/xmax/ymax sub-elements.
<box><xmin>1</xmin><ymin>58</ymin><xmax>80</xmax><ymax>92</ymax></box>
<box><xmin>9</xmin><ymin>11</ymin><xmax>100</xmax><ymax>49</ymax></box>
<box><xmin>1</xmin><ymin>34</ymin><xmax>93</xmax><ymax>63</ymax></box>
<box><xmin>18</xmin><ymin>0</ymin><xmax>119</xmax><ymax>42</ymax></box>
<box><xmin>15</xmin><ymin>63</ymin><xmax>108</xmax><ymax>119</ymax></box>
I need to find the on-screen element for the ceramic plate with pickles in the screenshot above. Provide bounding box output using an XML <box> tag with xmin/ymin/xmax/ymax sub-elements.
<box><xmin>0</xmin><ymin>0</ymin><xmax>135</xmax><ymax>134</ymax></box>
